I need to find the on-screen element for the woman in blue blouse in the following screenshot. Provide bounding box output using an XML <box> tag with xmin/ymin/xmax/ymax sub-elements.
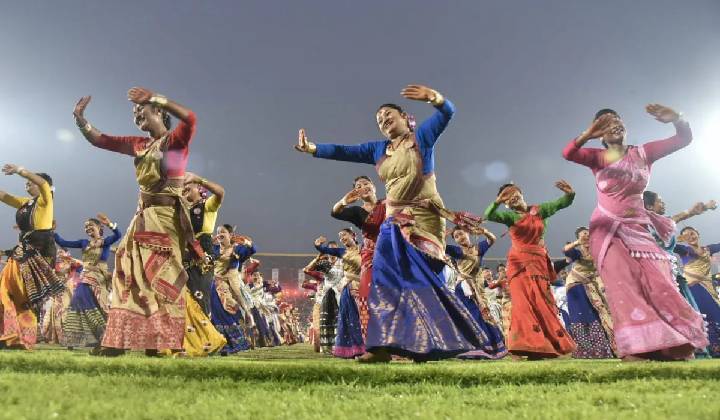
<box><xmin>295</xmin><ymin>84</ymin><xmax>485</xmax><ymax>362</ymax></box>
<box><xmin>209</xmin><ymin>224</ymin><xmax>257</xmax><ymax>354</ymax></box>
<box><xmin>54</xmin><ymin>213</ymin><xmax>121</xmax><ymax>350</ymax></box>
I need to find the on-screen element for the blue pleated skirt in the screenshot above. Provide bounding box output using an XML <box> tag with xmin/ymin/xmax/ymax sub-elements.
<box><xmin>333</xmin><ymin>286</ymin><xmax>365</xmax><ymax>358</ymax></box>
<box><xmin>365</xmin><ymin>220</ymin><xmax>487</xmax><ymax>361</ymax></box>
<box><xmin>209</xmin><ymin>282</ymin><xmax>250</xmax><ymax>354</ymax></box>
<box><xmin>689</xmin><ymin>283</ymin><xmax>720</xmax><ymax>357</ymax></box>
<box><xmin>566</xmin><ymin>284</ymin><xmax>614</xmax><ymax>359</ymax></box>
<box><xmin>454</xmin><ymin>283</ymin><xmax>507</xmax><ymax>359</ymax></box>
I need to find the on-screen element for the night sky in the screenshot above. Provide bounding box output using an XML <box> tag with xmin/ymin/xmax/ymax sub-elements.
<box><xmin>1</xmin><ymin>0</ymin><xmax>718</xmax><ymax>258</ymax></box>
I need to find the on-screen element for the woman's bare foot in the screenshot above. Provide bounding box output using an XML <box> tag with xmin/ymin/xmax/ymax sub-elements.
<box><xmin>621</xmin><ymin>355</ymin><xmax>649</xmax><ymax>362</ymax></box>
<box><xmin>90</xmin><ymin>347</ymin><xmax>125</xmax><ymax>357</ymax></box>
<box><xmin>357</xmin><ymin>349</ymin><xmax>391</xmax><ymax>364</ymax></box>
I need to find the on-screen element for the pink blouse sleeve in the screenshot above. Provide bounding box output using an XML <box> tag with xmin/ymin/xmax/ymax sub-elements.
<box><xmin>562</xmin><ymin>138</ymin><xmax>604</xmax><ymax>170</ymax></box>
<box><xmin>641</xmin><ymin>120</ymin><xmax>692</xmax><ymax>165</ymax></box>
<box><xmin>92</xmin><ymin>134</ymin><xmax>146</xmax><ymax>156</ymax></box>
<box><xmin>167</xmin><ymin>111</ymin><xmax>197</xmax><ymax>150</ymax></box>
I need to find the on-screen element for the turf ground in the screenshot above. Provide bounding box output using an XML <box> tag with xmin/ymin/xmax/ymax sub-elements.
<box><xmin>0</xmin><ymin>344</ymin><xmax>718</xmax><ymax>420</ymax></box>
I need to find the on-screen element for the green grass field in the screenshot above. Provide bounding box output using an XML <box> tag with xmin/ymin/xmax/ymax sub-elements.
<box><xmin>1</xmin><ymin>344</ymin><xmax>718</xmax><ymax>420</ymax></box>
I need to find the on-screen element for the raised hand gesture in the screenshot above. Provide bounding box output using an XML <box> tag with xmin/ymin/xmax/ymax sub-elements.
<box><xmin>2</xmin><ymin>164</ymin><xmax>19</xmax><ymax>176</ymax></box>
<box><xmin>314</xmin><ymin>236</ymin><xmax>327</xmax><ymax>247</ymax></box>
<box><xmin>646</xmin><ymin>104</ymin><xmax>680</xmax><ymax>124</ymax></box>
<box><xmin>401</xmin><ymin>84</ymin><xmax>440</xmax><ymax>103</ymax></box>
<box><xmin>341</xmin><ymin>188</ymin><xmax>362</xmax><ymax>205</ymax></box>
<box><xmin>495</xmin><ymin>185</ymin><xmax>517</xmax><ymax>204</ymax></box>
<box><xmin>555</xmin><ymin>180</ymin><xmax>574</xmax><ymax>195</ymax></box>
<box><xmin>295</xmin><ymin>128</ymin><xmax>316</xmax><ymax>153</ymax></box>
<box><xmin>183</xmin><ymin>172</ymin><xmax>201</xmax><ymax>185</ymax></box>
<box><xmin>73</xmin><ymin>96</ymin><xmax>91</xmax><ymax>124</ymax></box>
<box><xmin>127</xmin><ymin>87</ymin><xmax>154</xmax><ymax>105</ymax></box>
<box><xmin>580</xmin><ymin>113</ymin><xmax>614</xmax><ymax>141</ymax></box>
<box><xmin>96</xmin><ymin>213</ymin><xmax>112</xmax><ymax>226</ymax></box>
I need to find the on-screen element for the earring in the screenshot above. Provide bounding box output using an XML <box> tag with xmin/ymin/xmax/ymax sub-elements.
<box><xmin>408</xmin><ymin>115</ymin><xmax>416</xmax><ymax>132</ymax></box>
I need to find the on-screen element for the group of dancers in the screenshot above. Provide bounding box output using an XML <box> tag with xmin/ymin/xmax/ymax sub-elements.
<box><xmin>0</xmin><ymin>83</ymin><xmax>717</xmax><ymax>363</ymax></box>
<box><xmin>295</xmin><ymin>85</ymin><xmax>718</xmax><ymax>362</ymax></box>
<box><xmin>0</xmin><ymin>88</ymin><xmax>303</xmax><ymax>356</ymax></box>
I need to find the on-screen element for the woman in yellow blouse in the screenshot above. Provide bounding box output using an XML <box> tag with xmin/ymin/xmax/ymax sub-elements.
<box><xmin>0</xmin><ymin>164</ymin><xmax>64</xmax><ymax>349</ymax></box>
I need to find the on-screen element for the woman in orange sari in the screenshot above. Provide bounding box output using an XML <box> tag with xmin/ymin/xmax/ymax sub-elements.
<box><xmin>485</xmin><ymin>181</ymin><xmax>577</xmax><ymax>359</ymax></box>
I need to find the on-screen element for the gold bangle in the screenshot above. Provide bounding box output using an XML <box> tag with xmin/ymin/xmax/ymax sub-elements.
<box><xmin>149</xmin><ymin>95</ymin><xmax>168</xmax><ymax>106</ymax></box>
<box><xmin>80</xmin><ymin>122</ymin><xmax>93</xmax><ymax>133</ymax></box>
<box><xmin>428</xmin><ymin>91</ymin><xmax>444</xmax><ymax>107</ymax></box>
<box><xmin>199</xmin><ymin>178</ymin><xmax>207</xmax><ymax>186</ymax></box>
<box><xmin>307</xmin><ymin>142</ymin><xmax>317</xmax><ymax>154</ymax></box>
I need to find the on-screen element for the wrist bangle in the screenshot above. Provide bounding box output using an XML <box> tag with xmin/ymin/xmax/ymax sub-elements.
<box><xmin>428</xmin><ymin>91</ymin><xmax>444</xmax><ymax>107</ymax></box>
<box><xmin>199</xmin><ymin>178</ymin><xmax>207</xmax><ymax>186</ymax></box>
<box><xmin>307</xmin><ymin>142</ymin><xmax>317</xmax><ymax>154</ymax></box>
<box><xmin>16</xmin><ymin>167</ymin><xmax>25</xmax><ymax>176</ymax></box>
<box><xmin>149</xmin><ymin>95</ymin><xmax>168</xmax><ymax>106</ymax></box>
<box><xmin>80</xmin><ymin>122</ymin><xmax>93</xmax><ymax>133</ymax></box>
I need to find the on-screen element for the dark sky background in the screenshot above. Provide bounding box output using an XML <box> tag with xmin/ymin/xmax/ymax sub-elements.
<box><xmin>1</xmin><ymin>0</ymin><xmax>718</xmax><ymax>258</ymax></box>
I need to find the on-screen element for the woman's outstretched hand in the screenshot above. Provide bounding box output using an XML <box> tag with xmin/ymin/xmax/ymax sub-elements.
<box><xmin>401</xmin><ymin>84</ymin><xmax>441</xmax><ymax>105</ymax></box>
<box><xmin>127</xmin><ymin>87</ymin><xmax>154</xmax><ymax>105</ymax></box>
<box><xmin>555</xmin><ymin>180</ymin><xmax>574</xmax><ymax>195</ymax></box>
<box><xmin>73</xmin><ymin>96</ymin><xmax>91</xmax><ymax>125</ymax></box>
<box><xmin>295</xmin><ymin>129</ymin><xmax>316</xmax><ymax>154</ymax></box>
<box><xmin>646</xmin><ymin>103</ymin><xmax>680</xmax><ymax>123</ymax></box>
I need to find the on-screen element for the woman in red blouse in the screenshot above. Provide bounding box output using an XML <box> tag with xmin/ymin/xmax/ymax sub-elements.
<box><xmin>73</xmin><ymin>88</ymin><xmax>197</xmax><ymax>356</ymax></box>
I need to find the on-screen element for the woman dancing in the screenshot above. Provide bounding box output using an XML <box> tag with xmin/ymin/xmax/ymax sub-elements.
<box><xmin>0</xmin><ymin>165</ymin><xmax>63</xmax><ymax>349</ymax></box>
<box><xmin>330</xmin><ymin>175</ymin><xmax>386</xmax><ymax>339</ymax></box>
<box><xmin>314</xmin><ymin>231</ymin><xmax>364</xmax><ymax>358</ymax></box>
<box><xmin>42</xmin><ymin>250</ymin><xmax>82</xmax><ymax>345</ymax></box>
<box><xmin>445</xmin><ymin>226</ymin><xmax>507</xmax><ymax>359</ymax></box>
<box><xmin>484</xmin><ymin>181</ymin><xmax>577</xmax><ymax>359</ymax></box>
<box><xmin>643</xmin><ymin>192</ymin><xmax>716</xmax><ymax>310</ymax></box>
<box><xmin>305</xmin><ymin>248</ymin><xmax>343</xmax><ymax>353</ymax></box>
<box><xmin>675</xmin><ymin>227</ymin><xmax>720</xmax><ymax>356</ymax></box>
<box><xmin>182</xmin><ymin>172</ymin><xmax>225</xmax><ymax>315</ymax></box>
<box><xmin>563</xmin><ymin>227</ymin><xmax>616</xmax><ymax>359</ymax></box>
<box><xmin>562</xmin><ymin>105</ymin><xmax>708</xmax><ymax>360</ymax></box>
<box><xmin>210</xmin><ymin>225</ymin><xmax>256</xmax><ymax>354</ymax></box>
<box><xmin>73</xmin><ymin>88</ymin><xmax>197</xmax><ymax>356</ymax></box>
<box><xmin>296</xmin><ymin>84</ymin><xmax>486</xmax><ymax>362</ymax></box>
<box><xmin>302</xmin><ymin>253</ymin><xmax>339</xmax><ymax>352</ymax></box>
<box><xmin>54</xmin><ymin>214</ymin><xmax>121</xmax><ymax>350</ymax></box>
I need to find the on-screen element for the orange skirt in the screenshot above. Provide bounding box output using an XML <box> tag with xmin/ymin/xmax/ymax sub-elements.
<box><xmin>507</xmin><ymin>273</ymin><xmax>576</xmax><ymax>357</ymax></box>
<box><xmin>0</xmin><ymin>259</ymin><xmax>38</xmax><ymax>349</ymax></box>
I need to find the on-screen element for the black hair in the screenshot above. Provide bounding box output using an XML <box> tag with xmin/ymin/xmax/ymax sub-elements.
<box><xmin>680</xmin><ymin>226</ymin><xmax>698</xmax><ymax>236</ymax></box>
<box><xmin>594</xmin><ymin>108</ymin><xmax>619</xmax><ymax>121</ymax></box>
<box><xmin>497</xmin><ymin>183</ymin><xmax>520</xmax><ymax>196</ymax></box>
<box><xmin>340</xmin><ymin>228</ymin><xmax>356</xmax><ymax>240</ymax></box>
<box><xmin>86</xmin><ymin>218</ymin><xmax>104</xmax><ymax>236</ymax></box>
<box><xmin>221</xmin><ymin>224</ymin><xmax>235</xmax><ymax>233</ymax></box>
<box><xmin>497</xmin><ymin>263</ymin><xmax>506</xmax><ymax>268</ymax></box>
<box><xmin>37</xmin><ymin>172</ymin><xmax>53</xmax><ymax>187</ymax></box>
<box><xmin>642</xmin><ymin>191</ymin><xmax>658</xmax><ymax>209</ymax></box>
<box><xmin>327</xmin><ymin>241</ymin><xmax>338</xmax><ymax>246</ymax></box>
<box><xmin>451</xmin><ymin>225</ymin><xmax>468</xmax><ymax>237</ymax></box>
<box><xmin>575</xmin><ymin>226</ymin><xmax>589</xmax><ymax>238</ymax></box>
<box><xmin>353</xmin><ymin>175</ymin><xmax>372</xmax><ymax>186</ymax></box>
<box><xmin>376</xmin><ymin>103</ymin><xmax>404</xmax><ymax>114</ymax></box>
<box><xmin>162</xmin><ymin>111</ymin><xmax>172</xmax><ymax>130</ymax></box>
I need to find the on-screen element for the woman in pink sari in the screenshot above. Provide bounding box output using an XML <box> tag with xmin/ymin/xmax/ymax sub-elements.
<box><xmin>562</xmin><ymin>104</ymin><xmax>708</xmax><ymax>361</ymax></box>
